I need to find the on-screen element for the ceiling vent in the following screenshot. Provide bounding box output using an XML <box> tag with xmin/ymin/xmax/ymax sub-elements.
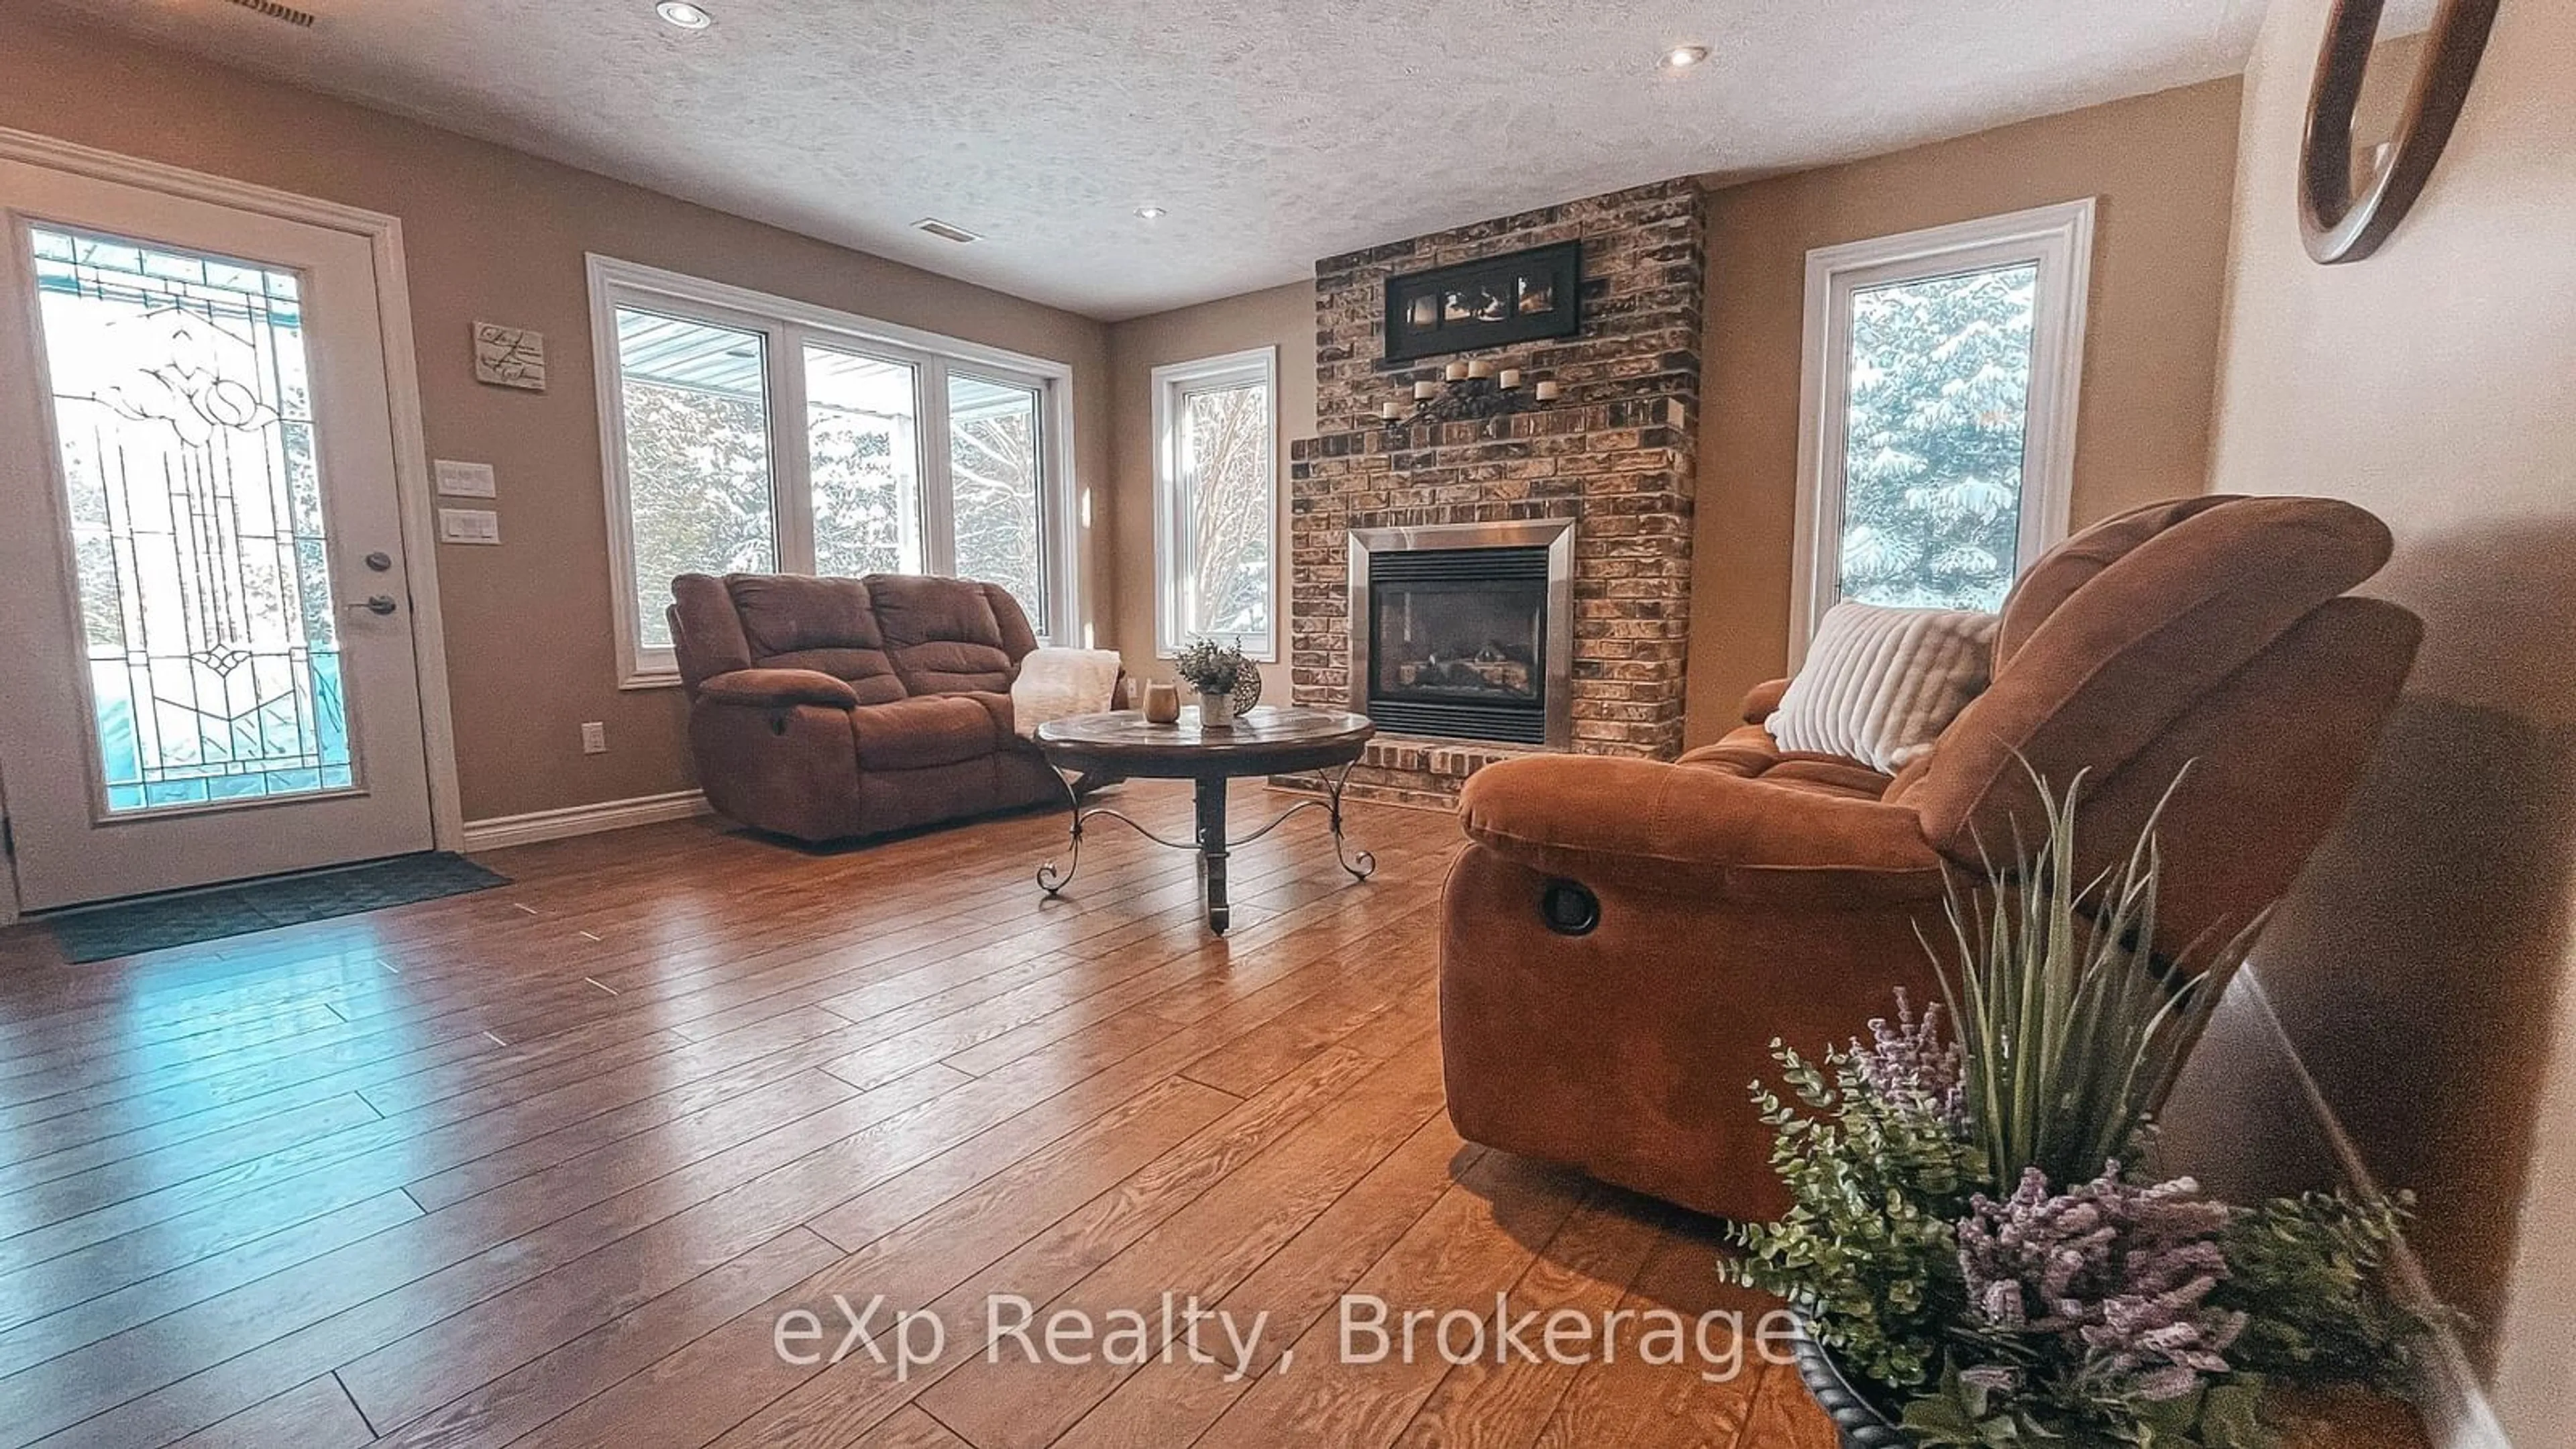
<box><xmin>911</xmin><ymin>218</ymin><xmax>982</xmax><ymax>245</ymax></box>
<box><xmin>220</xmin><ymin>0</ymin><xmax>319</xmax><ymax>25</ymax></box>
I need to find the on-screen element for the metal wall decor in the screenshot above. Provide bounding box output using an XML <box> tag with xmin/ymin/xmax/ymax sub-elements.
<box><xmin>2300</xmin><ymin>0</ymin><xmax>2500</xmax><ymax>264</ymax></box>
<box><xmin>1378</xmin><ymin>364</ymin><xmax>1544</xmax><ymax>429</ymax></box>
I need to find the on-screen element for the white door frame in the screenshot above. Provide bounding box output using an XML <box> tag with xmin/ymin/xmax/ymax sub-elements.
<box><xmin>0</xmin><ymin>127</ymin><xmax>462</xmax><ymax>925</ymax></box>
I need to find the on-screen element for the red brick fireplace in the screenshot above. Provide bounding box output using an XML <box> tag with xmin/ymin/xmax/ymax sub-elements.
<box><xmin>1285</xmin><ymin>178</ymin><xmax>1705</xmax><ymax>807</ymax></box>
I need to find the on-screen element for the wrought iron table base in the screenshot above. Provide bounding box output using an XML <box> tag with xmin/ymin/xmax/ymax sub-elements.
<box><xmin>1037</xmin><ymin>765</ymin><xmax>1376</xmax><ymax>934</ymax></box>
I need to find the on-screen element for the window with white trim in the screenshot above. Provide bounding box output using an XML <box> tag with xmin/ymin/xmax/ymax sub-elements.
<box><xmin>1151</xmin><ymin>347</ymin><xmax>1277</xmax><ymax>660</ymax></box>
<box><xmin>590</xmin><ymin>256</ymin><xmax>1077</xmax><ymax>686</ymax></box>
<box><xmin>1791</xmin><ymin>199</ymin><xmax>2095</xmax><ymax>661</ymax></box>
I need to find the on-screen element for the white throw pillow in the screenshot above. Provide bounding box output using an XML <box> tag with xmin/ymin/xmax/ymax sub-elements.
<box><xmin>1009</xmin><ymin>647</ymin><xmax>1124</xmax><ymax>739</ymax></box>
<box><xmin>1769</xmin><ymin>602</ymin><xmax>1998</xmax><ymax>773</ymax></box>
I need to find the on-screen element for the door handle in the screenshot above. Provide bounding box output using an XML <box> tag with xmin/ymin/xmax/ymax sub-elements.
<box><xmin>348</xmin><ymin>594</ymin><xmax>400</xmax><ymax>616</ymax></box>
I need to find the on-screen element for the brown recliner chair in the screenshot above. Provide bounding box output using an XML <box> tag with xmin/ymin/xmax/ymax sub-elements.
<box><xmin>668</xmin><ymin>572</ymin><xmax>1067</xmax><ymax>842</ymax></box>
<box><xmin>1438</xmin><ymin>496</ymin><xmax>2423</xmax><ymax>1220</ymax></box>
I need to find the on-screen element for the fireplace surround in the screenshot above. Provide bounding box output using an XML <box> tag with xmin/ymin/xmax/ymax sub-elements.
<box><xmin>1349</xmin><ymin>519</ymin><xmax>1574</xmax><ymax>749</ymax></box>
<box><xmin>1285</xmin><ymin>177</ymin><xmax>1704</xmax><ymax>808</ymax></box>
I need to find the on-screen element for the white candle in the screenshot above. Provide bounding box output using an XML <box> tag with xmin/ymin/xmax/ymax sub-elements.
<box><xmin>1379</xmin><ymin>401</ymin><xmax>1401</xmax><ymax>420</ymax></box>
<box><xmin>1466</xmin><ymin>359</ymin><xmax>1492</xmax><ymax>380</ymax></box>
<box><xmin>1498</xmin><ymin>368</ymin><xmax>1521</xmax><ymax>389</ymax></box>
<box><xmin>1533</xmin><ymin>379</ymin><xmax>1560</xmax><ymax>402</ymax></box>
<box><xmin>1443</xmin><ymin>361</ymin><xmax>1468</xmax><ymax>382</ymax></box>
<box><xmin>1413</xmin><ymin>380</ymin><xmax>1438</xmax><ymax>400</ymax></box>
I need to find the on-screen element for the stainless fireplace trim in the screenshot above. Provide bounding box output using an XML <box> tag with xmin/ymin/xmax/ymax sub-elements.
<box><xmin>1348</xmin><ymin>517</ymin><xmax>1576</xmax><ymax>751</ymax></box>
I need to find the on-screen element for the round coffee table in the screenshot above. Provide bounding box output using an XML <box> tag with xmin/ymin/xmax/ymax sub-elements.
<box><xmin>1032</xmin><ymin>706</ymin><xmax>1377</xmax><ymax>934</ymax></box>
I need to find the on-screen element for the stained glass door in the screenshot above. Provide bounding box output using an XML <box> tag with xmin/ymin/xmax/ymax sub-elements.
<box><xmin>0</xmin><ymin>159</ymin><xmax>432</xmax><ymax>910</ymax></box>
<box><xmin>36</xmin><ymin>225</ymin><xmax>358</xmax><ymax>814</ymax></box>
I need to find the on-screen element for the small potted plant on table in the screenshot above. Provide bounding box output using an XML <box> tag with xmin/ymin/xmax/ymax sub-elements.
<box><xmin>1727</xmin><ymin>776</ymin><xmax>2445</xmax><ymax>1449</ymax></box>
<box><xmin>1174</xmin><ymin>639</ymin><xmax>1254</xmax><ymax>729</ymax></box>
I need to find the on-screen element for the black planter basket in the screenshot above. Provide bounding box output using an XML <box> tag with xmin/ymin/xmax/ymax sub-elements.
<box><xmin>1790</xmin><ymin>1330</ymin><xmax>1915</xmax><ymax>1449</ymax></box>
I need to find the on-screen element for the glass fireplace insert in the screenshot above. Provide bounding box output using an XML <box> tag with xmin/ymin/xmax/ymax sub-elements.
<box><xmin>1347</xmin><ymin>520</ymin><xmax>1574</xmax><ymax>748</ymax></box>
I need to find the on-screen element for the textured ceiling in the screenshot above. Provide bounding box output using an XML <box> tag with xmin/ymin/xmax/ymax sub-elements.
<box><xmin>28</xmin><ymin>0</ymin><xmax>2267</xmax><ymax>320</ymax></box>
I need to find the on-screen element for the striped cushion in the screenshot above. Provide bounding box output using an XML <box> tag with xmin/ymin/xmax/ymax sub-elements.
<box><xmin>1771</xmin><ymin>602</ymin><xmax>1998</xmax><ymax>773</ymax></box>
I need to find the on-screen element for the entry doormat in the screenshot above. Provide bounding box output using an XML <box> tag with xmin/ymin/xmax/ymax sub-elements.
<box><xmin>46</xmin><ymin>852</ymin><xmax>511</xmax><ymax>963</ymax></box>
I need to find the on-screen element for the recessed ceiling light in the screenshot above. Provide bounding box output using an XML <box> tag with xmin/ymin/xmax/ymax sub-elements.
<box><xmin>1135</xmin><ymin>205</ymin><xmax>1166</xmax><ymax>220</ymax></box>
<box><xmin>655</xmin><ymin>1</ymin><xmax>714</xmax><ymax>31</ymax></box>
<box><xmin>1662</xmin><ymin>44</ymin><xmax>1709</xmax><ymax>70</ymax></box>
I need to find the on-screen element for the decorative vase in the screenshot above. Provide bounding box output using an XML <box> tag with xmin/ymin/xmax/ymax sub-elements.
<box><xmin>1198</xmin><ymin>690</ymin><xmax>1236</xmax><ymax>729</ymax></box>
<box><xmin>1790</xmin><ymin>1332</ymin><xmax>1913</xmax><ymax>1448</ymax></box>
<box><xmin>1141</xmin><ymin>680</ymin><xmax>1181</xmax><ymax>724</ymax></box>
<box><xmin>1230</xmin><ymin>666</ymin><xmax>1263</xmax><ymax>716</ymax></box>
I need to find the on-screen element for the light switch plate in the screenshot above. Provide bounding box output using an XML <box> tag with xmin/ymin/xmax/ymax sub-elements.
<box><xmin>437</xmin><ymin>507</ymin><xmax>501</xmax><ymax>545</ymax></box>
<box><xmin>434</xmin><ymin>459</ymin><xmax>497</xmax><ymax>498</ymax></box>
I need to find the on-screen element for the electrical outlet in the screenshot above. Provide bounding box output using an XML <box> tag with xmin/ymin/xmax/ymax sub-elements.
<box><xmin>580</xmin><ymin>722</ymin><xmax>606</xmax><ymax>755</ymax></box>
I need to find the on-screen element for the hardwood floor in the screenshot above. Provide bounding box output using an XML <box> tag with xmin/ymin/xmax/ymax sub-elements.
<box><xmin>0</xmin><ymin>780</ymin><xmax>1840</xmax><ymax>1448</ymax></box>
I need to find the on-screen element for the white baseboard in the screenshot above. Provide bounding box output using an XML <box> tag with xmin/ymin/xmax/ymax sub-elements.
<box><xmin>460</xmin><ymin>788</ymin><xmax>712</xmax><ymax>853</ymax></box>
<box><xmin>2239</xmin><ymin>968</ymin><xmax>2513</xmax><ymax>1449</ymax></box>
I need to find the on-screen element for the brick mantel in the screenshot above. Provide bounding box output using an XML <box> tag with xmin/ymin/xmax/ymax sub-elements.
<box><xmin>1287</xmin><ymin>178</ymin><xmax>1705</xmax><ymax>806</ymax></box>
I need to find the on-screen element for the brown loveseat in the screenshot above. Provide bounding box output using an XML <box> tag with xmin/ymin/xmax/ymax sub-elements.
<box><xmin>668</xmin><ymin>572</ymin><xmax>1066</xmax><ymax>842</ymax></box>
<box><xmin>1438</xmin><ymin>496</ymin><xmax>2423</xmax><ymax>1220</ymax></box>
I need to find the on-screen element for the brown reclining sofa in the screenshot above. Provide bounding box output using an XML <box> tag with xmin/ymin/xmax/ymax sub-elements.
<box><xmin>1437</xmin><ymin>496</ymin><xmax>2423</xmax><ymax>1220</ymax></box>
<box><xmin>668</xmin><ymin>572</ymin><xmax>1067</xmax><ymax>842</ymax></box>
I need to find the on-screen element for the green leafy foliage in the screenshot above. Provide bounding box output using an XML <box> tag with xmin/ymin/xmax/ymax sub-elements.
<box><xmin>1902</xmin><ymin>1366</ymin><xmax>2269</xmax><ymax>1448</ymax></box>
<box><xmin>1723</xmin><ymin>1034</ymin><xmax>1982</xmax><ymax>1389</ymax></box>
<box><xmin>1729</xmin><ymin>769</ymin><xmax>2449</xmax><ymax>1448</ymax></box>
<box><xmin>2217</xmin><ymin>1191</ymin><xmax>2441</xmax><ymax>1395</ymax></box>
<box><xmin>1172</xmin><ymin>637</ymin><xmax>1250</xmax><ymax>694</ymax></box>
<box><xmin>1935</xmin><ymin>770</ymin><xmax>2249</xmax><ymax>1192</ymax></box>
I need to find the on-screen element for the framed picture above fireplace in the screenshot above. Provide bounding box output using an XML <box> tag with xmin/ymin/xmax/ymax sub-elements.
<box><xmin>1383</xmin><ymin>241</ymin><xmax>1582</xmax><ymax>362</ymax></box>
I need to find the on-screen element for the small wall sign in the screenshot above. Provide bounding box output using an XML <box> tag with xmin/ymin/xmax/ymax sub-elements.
<box><xmin>472</xmin><ymin>322</ymin><xmax>547</xmax><ymax>391</ymax></box>
<box><xmin>1384</xmin><ymin>241</ymin><xmax>1582</xmax><ymax>362</ymax></box>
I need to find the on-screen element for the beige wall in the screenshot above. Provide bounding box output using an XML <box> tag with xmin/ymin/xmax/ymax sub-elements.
<box><xmin>0</xmin><ymin>11</ymin><xmax>1111</xmax><ymax>824</ymax></box>
<box><xmin>2181</xmin><ymin>0</ymin><xmax>2576</xmax><ymax>1439</ymax></box>
<box><xmin>1686</xmin><ymin>76</ymin><xmax>2244</xmax><ymax>741</ymax></box>
<box><xmin>1102</xmin><ymin>282</ymin><xmax>1314</xmax><ymax>704</ymax></box>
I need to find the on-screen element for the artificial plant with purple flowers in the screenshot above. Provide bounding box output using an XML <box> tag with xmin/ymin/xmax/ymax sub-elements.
<box><xmin>1956</xmin><ymin>1165</ymin><xmax>2245</xmax><ymax>1403</ymax></box>
<box><xmin>1724</xmin><ymin>774</ymin><xmax>2439</xmax><ymax>1448</ymax></box>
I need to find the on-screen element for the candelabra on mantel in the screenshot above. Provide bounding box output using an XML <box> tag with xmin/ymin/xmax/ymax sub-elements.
<box><xmin>1377</xmin><ymin>358</ymin><xmax>1562</xmax><ymax>430</ymax></box>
